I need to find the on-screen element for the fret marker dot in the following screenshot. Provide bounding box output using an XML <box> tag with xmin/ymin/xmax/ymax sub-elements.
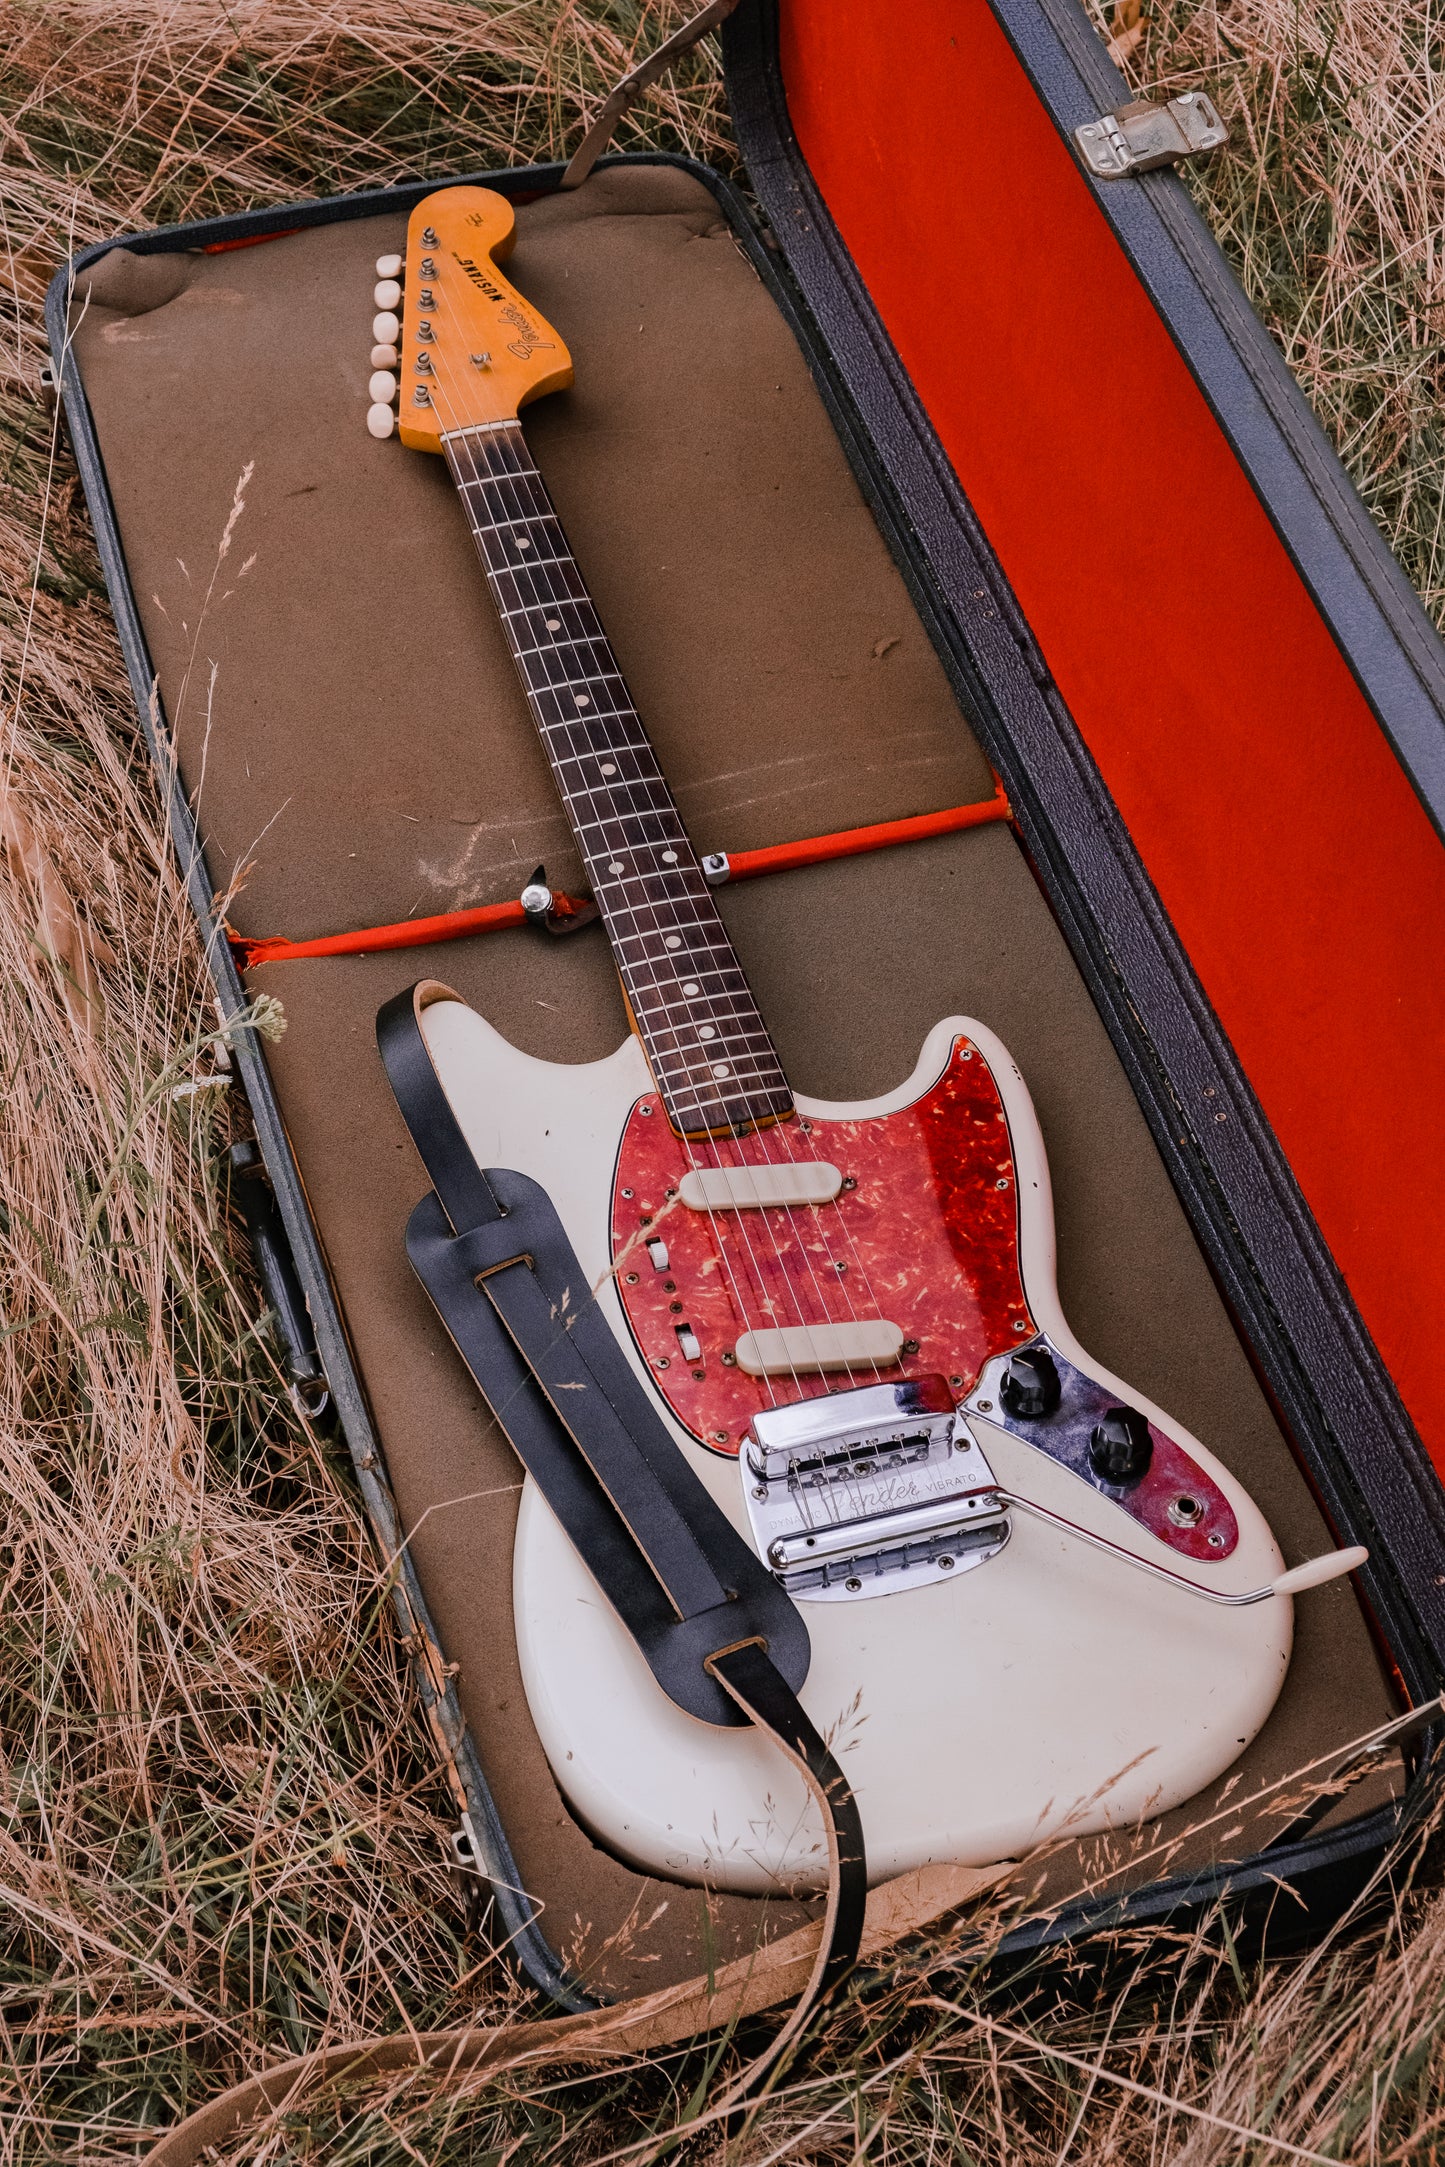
<box><xmin>682</xmin><ymin>981</ymin><xmax>700</xmax><ymax>996</ymax></box>
<box><xmin>574</xmin><ymin>694</ymin><xmax>590</xmax><ymax>708</ymax></box>
<box><xmin>608</xmin><ymin>860</ymin><xmax>625</xmax><ymax>874</ymax></box>
<box><xmin>698</xmin><ymin>1025</ymin><xmax>716</xmax><ymax>1041</ymax></box>
<box><xmin>599</xmin><ymin>761</ymin><xmax>616</xmax><ymax>776</ymax></box>
<box><xmin>712</xmin><ymin>1064</ymin><xmax>731</xmax><ymax>1080</ymax></box>
<box><xmin>661</xmin><ymin>849</ymin><xmax>678</xmax><ymax>863</ymax></box>
<box><xmin>545</xmin><ymin>617</ymin><xmax>561</xmax><ymax>630</ymax></box>
<box><xmin>514</xmin><ymin>534</ymin><xmax>532</xmax><ymax>550</ymax></box>
<box><xmin>665</xmin><ymin>935</ymin><xmax>683</xmax><ymax>949</ymax></box>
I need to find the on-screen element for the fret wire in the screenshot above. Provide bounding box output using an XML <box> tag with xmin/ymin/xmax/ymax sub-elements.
<box><xmin>634</xmin><ymin>1035</ymin><xmax>782</xmax><ymax>1067</ymax></box>
<box><xmin>643</xmin><ymin>1038</ymin><xmax>782</xmax><ymax>1065</ymax></box>
<box><xmin>646</xmin><ymin>1059</ymin><xmax>785</xmax><ymax>1089</ymax></box>
<box><xmin>630</xmin><ymin>993</ymin><xmax>773</xmax><ymax>1027</ymax></box>
<box><xmin>550</xmin><ymin>745</ymin><xmax>656</xmax><ymax>767</ymax></box>
<box><xmin>663</xmin><ymin>1082</ymin><xmax>792</xmax><ymax>1117</ymax></box>
<box><xmin>601</xmin><ymin>901</ymin><xmax>732</xmax><ymax>930</ymax></box>
<box><xmin>514</xmin><ymin>639</ymin><xmax>617</xmax><ymax>663</ymax></box>
<box><xmin>530</xmin><ymin>691</ymin><xmax>637</xmax><ymax>720</ymax></box>
<box><xmin>609</xmin><ymin>930</ymin><xmax>742</xmax><ymax>955</ymax></box>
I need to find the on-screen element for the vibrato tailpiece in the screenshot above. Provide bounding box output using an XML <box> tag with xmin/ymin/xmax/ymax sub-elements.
<box><xmin>741</xmin><ymin>1376</ymin><xmax>1010</xmax><ymax>1603</ymax></box>
<box><xmin>740</xmin><ymin>1373</ymin><xmax>1370</xmax><ymax>1611</ymax></box>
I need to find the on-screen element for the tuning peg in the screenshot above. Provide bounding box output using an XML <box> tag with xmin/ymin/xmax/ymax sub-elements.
<box><xmin>370</xmin><ymin>342</ymin><xmax>398</xmax><ymax>370</ymax></box>
<box><xmin>366</xmin><ymin>403</ymin><xmax>396</xmax><ymax>440</ymax></box>
<box><xmin>368</xmin><ymin>370</ymin><xmax>398</xmax><ymax>405</ymax></box>
<box><xmin>375</xmin><ymin>252</ymin><xmax>404</xmax><ymax>279</ymax></box>
<box><xmin>374</xmin><ymin>277</ymin><xmax>402</xmax><ymax>310</ymax></box>
<box><xmin>372</xmin><ymin>310</ymin><xmax>400</xmax><ymax>345</ymax></box>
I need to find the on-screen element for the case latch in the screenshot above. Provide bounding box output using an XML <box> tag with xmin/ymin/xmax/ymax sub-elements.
<box><xmin>1075</xmin><ymin>91</ymin><xmax>1227</xmax><ymax>179</ymax></box>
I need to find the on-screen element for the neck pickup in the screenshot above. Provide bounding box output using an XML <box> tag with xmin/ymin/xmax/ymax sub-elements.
<box><xmin>445</xmin><ymin>420</ymin><xmax>794</xmax><ymax>1140</ymax></box>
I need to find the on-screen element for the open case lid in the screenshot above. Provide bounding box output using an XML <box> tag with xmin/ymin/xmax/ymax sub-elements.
<box><xmin>723</xmin><ymin>0</ymin><xmax>1445</xmax><ymax>1679</ymax></box>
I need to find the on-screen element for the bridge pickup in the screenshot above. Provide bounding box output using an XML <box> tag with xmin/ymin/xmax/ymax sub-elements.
<box><xmin>679</xmin><ymin>1162</ymin><xmax>843</xmax><ymax>1211</ymax></box>
<box><xmin>734</xmin><ymin>1320</ymin><xmax>904</xmax><ymax>1375</ymax></box>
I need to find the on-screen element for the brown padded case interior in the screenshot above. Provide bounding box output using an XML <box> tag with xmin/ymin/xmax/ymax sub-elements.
<box><xmin>72</xmin><ymin>163</ymin><xmax>1397</xmax><ymax>2001</ymax></box>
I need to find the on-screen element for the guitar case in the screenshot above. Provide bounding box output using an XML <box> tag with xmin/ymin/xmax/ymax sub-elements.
<box><xmin>49</xmin><ymin>0</ymin><xmax>1445</xmax><ymax>2027</ymax></box>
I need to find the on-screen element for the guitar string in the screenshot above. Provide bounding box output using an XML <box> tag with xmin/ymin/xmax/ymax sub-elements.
<box><xmin>415</xmin><ymin>288</ymin><xmax>896</xmax><ymax>1420</ymax></box>
<box><xmin>462</xmin><ymin>427</ymin><xmax>835</xmax><ymax>1414</ymax></box>
<box><xmin>413</xmin><ymin>329</ymin><xmax>808</xmax><ymax>1416</ymax></box>
<box><xmin>472</xmin><ymin>424</ymin><xmax>823</xmax><ymax>1421</ymax></box>
<box><xmin>416</xmin><ymin>295</ymin><xmax>897</xmax><ymax>1394</ymax></box>
<box><xmin>419</xmin><ymin>309</ymin><xmax>895</xmax><ymax>1408</ymax></box>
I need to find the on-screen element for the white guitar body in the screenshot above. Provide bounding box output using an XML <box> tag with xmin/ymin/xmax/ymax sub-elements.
<box><xmin>421</xmin><ymin>997</ymin><xmax>1291</xmax><ymax>1894</ymax></box>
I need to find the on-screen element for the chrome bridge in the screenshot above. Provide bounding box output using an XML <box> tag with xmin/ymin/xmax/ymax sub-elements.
<box><xmin>741</xmin><ymin>1376</ymin><xmax>1010</xmax><ymax>1603</ymax></box>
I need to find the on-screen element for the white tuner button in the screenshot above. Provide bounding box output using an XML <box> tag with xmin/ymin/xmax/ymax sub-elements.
<box><xmin>375</xmin><ymin>252</ymin><xmax>403</xmax><ymax>279</ymax></box>
<box><xmin>372</xmin><ymin>310</ymin><xmax>400</xmax><ymax>344</ymax></box>
<box><xmin>366</xmin><ymin>403</ymin><xmax>396</xmax><ymax>440</ymax></box>
<box><xmin>370</xmin><ymin>342</ymin><xmax>398</xmax><ymax>370</ymax></box>
<box><xmin>373</xmin><ymin>277</ymin><xmax>402</xmax><ymax>310</ymax></box>
<box><xmin>368</xmin><ymin>369</ymin><xmax>398</xmax><ymax>404</ymax></box>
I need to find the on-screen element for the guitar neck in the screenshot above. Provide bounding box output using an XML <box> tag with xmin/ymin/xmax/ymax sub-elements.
<box><xmin>445</xmin><ymin>420</ymin><xmax>795</xmax><ymax>1140</ymax></box>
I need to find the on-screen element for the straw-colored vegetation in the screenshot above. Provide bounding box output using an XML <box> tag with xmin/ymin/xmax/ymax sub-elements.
<box><xmin>0</xmin><ymin>0</ymin><xmax>1442</xmax><ymax>2158</ymax></box>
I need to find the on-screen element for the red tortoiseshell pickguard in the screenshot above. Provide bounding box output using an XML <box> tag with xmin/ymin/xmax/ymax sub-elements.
<box><xmin>611</xmin><ymin>1036</ymin><xmax>1032</xmax><ymax>1456</ymax></box>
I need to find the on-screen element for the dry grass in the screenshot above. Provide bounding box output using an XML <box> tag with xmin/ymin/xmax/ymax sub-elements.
<box><xmin>0</xmin><ymin>0</ymin><xmax>1443</xmax><ymax>2159</ymax></box>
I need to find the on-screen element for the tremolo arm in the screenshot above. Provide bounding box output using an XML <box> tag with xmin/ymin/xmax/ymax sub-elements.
<box><xmin>741</xmin><ymin>1375</ymin><xmax>1367</xmax><ymax>1608</ymax></box>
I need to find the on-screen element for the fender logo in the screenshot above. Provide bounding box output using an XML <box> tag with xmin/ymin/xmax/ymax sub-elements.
<box><xmin>499</xmin><ymin>301</ymin><xmax>554</xmax><ymax>361</ymax></box>
<box><xmin>452</xmin><ymin>259</ymin><xmax>556</xmax><ymax>360</ymax></box>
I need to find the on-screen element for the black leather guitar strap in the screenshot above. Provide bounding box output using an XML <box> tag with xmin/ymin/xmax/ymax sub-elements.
<box><xmin>375</xmin><ymin>979</ymin><xmax>867</xmax><ymax>2028</ymax></box>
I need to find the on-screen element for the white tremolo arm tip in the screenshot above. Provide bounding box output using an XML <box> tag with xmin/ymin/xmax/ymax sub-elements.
<box><xmin>1269</xmin><ymin>1545</ymin><xmax>1369</xmax><ymax>1598</ymax></box>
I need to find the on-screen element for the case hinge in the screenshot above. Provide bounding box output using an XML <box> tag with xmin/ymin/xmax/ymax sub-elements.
<box><xmin>1075</xmin><ymin>91</ymin><xmax>1227</xmax><ymax>179</ymax></box>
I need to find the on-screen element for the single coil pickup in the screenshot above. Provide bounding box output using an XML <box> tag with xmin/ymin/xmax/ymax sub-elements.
<box><xmin>679</xmin><ymin>1162</ymin><xmax>842</xmax><ymax>1211</ymax></box>
<box><xmin>735</xmin><ymin>1320</ymin><xmax>904</xmax><ymax>1375</ymax></box>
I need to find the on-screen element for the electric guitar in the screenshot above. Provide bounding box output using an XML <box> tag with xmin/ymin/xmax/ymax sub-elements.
<box><xmin>364</xmin><ymin>187</ymin><xmax>1364</xmax><ymax>1892</ymax></box>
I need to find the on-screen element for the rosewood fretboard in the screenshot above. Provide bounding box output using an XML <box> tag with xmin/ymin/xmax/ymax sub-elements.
<box><xmin>445</xmin><ymin>420</ymin><xmax>794</xmax><ymax>1140</ymax></box>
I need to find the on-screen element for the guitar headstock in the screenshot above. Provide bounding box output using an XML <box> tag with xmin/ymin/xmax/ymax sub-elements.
<box><xmin>365</xmin><ymin>186</ymin><xmax>574</xmax><ymax>449</ymax></box>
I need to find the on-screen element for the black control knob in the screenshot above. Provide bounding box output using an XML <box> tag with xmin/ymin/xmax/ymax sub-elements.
<box><xmin>1089</xmin><ymin>1406</ymin><xmax>1153</xmax><ymax>1486</ymax></box>
<box><xmin>998</xmin><ymin>1344</ymin><xmax>1062</xmax><ymax>1422</ymax></box>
